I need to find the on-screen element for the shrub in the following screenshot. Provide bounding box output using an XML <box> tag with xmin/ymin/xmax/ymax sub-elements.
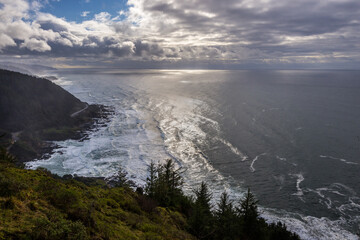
<box><xmin>28</xmin><ymin>201</ymin><xmax>38</xmax><ymax>211</ymax></box>
<box><xmin>136</xmin><ymin>194</ymin><xmax>158</xmax><ymax>213</ymax></box>
<box><xmin>41</xmin><ymin>184</ymin><xmax>80</xmax><ymax>210</ymax></box>
<box><xmin>0</xmin><ymin>173</ymin><xmax>23</xmax><ymax>197</ymax></box>
<box><xmin>36</xmin><ymin>167</ymin><xmax>53</xmax><ymax>176</ymax></box>
<box><xmin>2</xmin><ymin>197</ymin><xmax>15</xmax><ymax>209</ymax></box>
<box><xmin>0</xmin><ymin>147</ymin><xmax>16</xmax><ymax>164</ymax></box>
<box><xmin>30</xmin><ymin>217</ymin><xmax>88</xmax><ymax>240</ymax></box>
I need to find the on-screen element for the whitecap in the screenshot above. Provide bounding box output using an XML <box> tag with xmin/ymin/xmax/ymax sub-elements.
<box><xmin>319</xmin><ymin>155</ymin><xmax>358</xmax><ymax>165</ymax></box>
<box><xmin>250</xmin><ymin>153</ymin><xmax>266</xmax><ymax>172</ymax></box>
<box><xmin>290</xmin><ymin>173</ymin><xmax>305</xmax><ymax>197</ymax></box>
<box><xmin>276</xmin><ymin>155</ymin><xmax>287</xmax><ymax>161</ymax></box>
<box><xmin>217</xmin><ymin>137</ymin><xmax>248</xmax><ymax>161</ymax></box>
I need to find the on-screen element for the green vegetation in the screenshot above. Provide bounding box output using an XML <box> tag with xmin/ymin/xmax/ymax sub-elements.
<box><xmin>0</xmin><ymin>142</ymin><xmax>300</xmax><ymax>240</ymax></box>
<box><xmin>0</xmin><ymin>158</ymin><xmax>194</xmax><ymax>239</ymax></box>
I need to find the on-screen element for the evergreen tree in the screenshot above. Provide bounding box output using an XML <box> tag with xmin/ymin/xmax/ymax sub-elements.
<box><xmin>112</xmin><ymin>166</ymin><xmax>132</xmax><ymax>188</ymax></box>
<box><xmin>237</xmin><ymin>188</ymin><xmax>262</xmax><ymax>239</ymax></box>
<box><xmin>214</xmin><ymin>191</ymin><xmax>238</xmax><ymax>240</ymax></box>
<box><xmin>144</xmin><ymin>159</ymin><xmax>184</xmax><ymax>207</ymax></box>
<box><xmin>189</xmin><ymin>182</ymin><xmax>213</xmax><ymax>239</ymax></box>
<box><xmin>142</xmin><ymin>164</ymin><xmax>300</xmax><ymax>240</ymax></box>
<box><xmin>238</xmin><ymin>188</ymin><xmax>259</xmax><ymax>221</ymax></box>
<box><xmin>159</xmin><ymin>159</ymin><xmax>184</xmax><ymax>206</ymax></box>
<box><xmin>194</xmin><ymin>182</ymin><xmax>212</xmax><ymax>212</ymax></box>
<box><xmin>145</xmin><ymin>161</ymin><xmax>157</xmax><ymax>198</ymax></box>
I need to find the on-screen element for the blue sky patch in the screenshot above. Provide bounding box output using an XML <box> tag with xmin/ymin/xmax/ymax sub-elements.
<box><xmin>45</xmin><ymin>0</ymin><xmax>129</xmax><ymax>22</ymax></box>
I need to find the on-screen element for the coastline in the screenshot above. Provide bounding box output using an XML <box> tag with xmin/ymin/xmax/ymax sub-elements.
<box><xmin>0</xmin><ymin>68</ymin><xmax>114</xmax><ymax>165</ymax></box>
<box><xmin>8</xmin><ymin>104</ymin><xmax>114</xmax><ymax>165</ymax></box>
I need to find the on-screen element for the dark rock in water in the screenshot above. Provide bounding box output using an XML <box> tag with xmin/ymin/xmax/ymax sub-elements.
<box><xmin>0</xmin><ymin>69</ymin><xmax>112</xmax><ymax>164</ymax></box>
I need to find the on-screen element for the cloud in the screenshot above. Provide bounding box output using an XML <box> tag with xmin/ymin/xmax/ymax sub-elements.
<box><xmin>81</xmin><ymin>11</ymin><xmax>90</xmax><ymax>17</ymax></box>
<box><xmin>0</xmin><ymin>0</ymin><xmax>29</xmax><ymax>22</ymax></box>
<box><xmin>20</xmin><ymin>38</ymin><xmax>51</xmax><ymax>52</ymax></box>
<box><xmin>0</xmin><ymin>0</ymin><xmax>360</xmax><ymax>68</ymax></box>
<box><xmin>94</xmin><ymin>12</ymin><xmax>111</xmax><ymax>22</ymax></box>
<box><xmin>0</xmin><ymin>33</ymin><xmax>16</xmax><ymax>50</ymax></box>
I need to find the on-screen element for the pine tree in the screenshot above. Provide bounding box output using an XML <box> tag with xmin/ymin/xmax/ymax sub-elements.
<box><xmin>160</xmin><ymin>159</ymin><xmax>183</xmax><ymax>206</ymax></box>
<box><xmin>238</xmin><ymin>188</ymin><xmax>259</xmax><ymax>221</ymax></box>
<box><xmin>113</xmin><ymin>166</ymin><xmax>131</xmax><ymax>188</ymax></box>
<box><xmin>145</xmin><ymin>161</ymin><xmax>157</xmax><ymax>197</ymax></box>
<box><xmin>189</xmin><ymin>182</ymin><xmax>213</xmax><ymax>239</ymax></box>
<box><xmin>237</xmin><ymin>188</ymin><xmax>262</xmax><ymax>239</ymax></box>
<box><xmin>144</xmin><ymin>159</ymin><xmax>184</xmax><ymax>207</ymax></box>
<box><xmin>194</xmin><ymin>182</ymin><xmax>212</xmax><ymax>212</ymax></box>
<box><xmin>214</xmin><ymin>191</ymin><xmax>238</xmax><ymax>240</ymax></box>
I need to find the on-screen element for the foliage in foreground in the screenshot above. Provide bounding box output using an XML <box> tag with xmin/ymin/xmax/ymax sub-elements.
<box><xmin>0</xmin><ymin>158</ymin><xmax>194</xmax><ymax>239</ymax></box>
<box><xmin>0</xmin><ymin>144</ymin><xmax>300</xmax><ymax>240</ymax></box>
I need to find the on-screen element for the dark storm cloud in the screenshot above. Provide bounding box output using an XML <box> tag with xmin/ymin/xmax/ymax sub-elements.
<box><xmin>133</xmin><ymin>40</ymin><xmax>164</xmax><ymax>57</ymax></box>
<box><xmin>147</xmin><ymin>0</ymin><xmax>360</xmax><ymax>46</ymax></box>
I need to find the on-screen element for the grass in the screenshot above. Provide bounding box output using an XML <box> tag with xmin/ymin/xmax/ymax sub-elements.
<box><xmin>0</xmin><ymin>163</ymin><xmax>195</xmax><ymax>240</ymax></box>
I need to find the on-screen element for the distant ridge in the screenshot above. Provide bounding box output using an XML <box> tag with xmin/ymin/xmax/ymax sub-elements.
<box><xmin>0</xmin><ymin>62</ymin><xmax>56</xmax><ymax>75</ymax></box>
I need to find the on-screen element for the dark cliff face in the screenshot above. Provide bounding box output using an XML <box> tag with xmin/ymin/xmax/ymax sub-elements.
<box><xmin>0</xmin><ymin>69</ymin><xmax>109</xmax><ymax>163</ymax></box>
<box><xmin>0</xmin><ymin>69</ymin><xmax>86</xmax><ymax>132</ymax></box>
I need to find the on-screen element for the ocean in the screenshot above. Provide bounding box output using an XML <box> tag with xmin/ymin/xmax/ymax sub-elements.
<box><xmin>26</xmin><ymin>69</ymin><xmax>360</xmax><ymax>239</ymax></box>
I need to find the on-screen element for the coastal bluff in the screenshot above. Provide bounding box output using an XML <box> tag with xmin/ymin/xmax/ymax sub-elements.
<box><xmin>0</xmin><ymin>69</ymin><xmax>109</xmax><ymax>163</ymax></box>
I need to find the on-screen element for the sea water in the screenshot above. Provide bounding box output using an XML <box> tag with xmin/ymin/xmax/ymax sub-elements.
<box><xmin>27</xmin><ymin>69</ymin><xmax>360</xmax><ymax>239</ymax></box>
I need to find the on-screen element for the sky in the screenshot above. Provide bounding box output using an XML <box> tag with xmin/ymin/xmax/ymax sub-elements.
<box><xmin>0</xmin><ymin>0</ymin><xmax>360</xmax><ymax>69</ymax></box>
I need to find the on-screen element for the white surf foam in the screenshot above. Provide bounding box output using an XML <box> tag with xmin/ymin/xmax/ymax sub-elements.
<box><xmin>290</xmin><ymin>173</ymin><xmax>305</xmax><ymax>197</ymax></box>
<box><xmin>276</xmin><ymin>156</ymin><xmax>287</xmax><ymax>161</ymax></box>
<box><xmin>276</xmin><ymin>155</ymin><xmax>298</xmax><ymax>166</ymax></box>
<box><xmin>217</xmin><ymin>138</ymin><xmax>248</xmax><ymax>161</ymax></box>
<box><xmin>320</xmin><ymin>155</ymin><xmax>358</xmax><ymax>165</ymax></box>
<box><xmin>250</xmin><ymin>153</ymin><xmax>266</xmax><ymax>172</ymax></box>
<box><xmin>262</xmin><ymin>209</ymin><xmax>359</xmax><ymax>240</ymax></box>
<box><xmin>143</xmin><ymin>94</ymin><xmax>247</xmax><ymax>197</ymax></box>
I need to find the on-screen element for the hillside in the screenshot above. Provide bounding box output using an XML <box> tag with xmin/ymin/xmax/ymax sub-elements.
<box><xmin>0</xmin><ymin>160</ymin><xmax>195</xmax><ymax>240</ymax></box>
<box><xmin>0</xmin><ymin>69</ymin><xmax>94</xmax><ymax>131</ymax></box>
<box><xmin>0</xmin><ymin>69</ymin><xmax>110</xmax><ymax>163</ymax></box>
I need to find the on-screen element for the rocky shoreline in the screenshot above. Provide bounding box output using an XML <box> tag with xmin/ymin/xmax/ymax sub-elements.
<box><xmin>9</xmin><ymin>104</ymin><xmax>114</xmax><ymax>165</ymax></box>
